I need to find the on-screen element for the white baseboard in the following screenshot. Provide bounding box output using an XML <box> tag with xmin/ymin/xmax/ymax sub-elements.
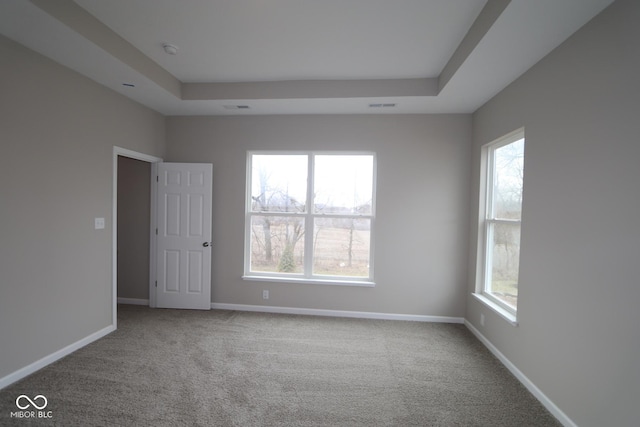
<box><xmin>464</xmin><ymin>320</ymin><xmax>577</xmax><ymax>427</ymax></box>
<box><xmin>0</xmin><ymin>324</ymin><xmax>115</xmax><ymax>390</ymax></box>
<box><xmin>117</xmin><ymin>297</ymin><xmax>149</xmax><ymax>306</ymax></box>
<box><xmin>211</xmin><ymin>303</ymin><xmax>464</xmax><ymax>323</ymax></box>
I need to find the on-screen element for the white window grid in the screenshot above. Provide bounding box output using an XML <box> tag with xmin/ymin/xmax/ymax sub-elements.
<box><xmin>481</xmin><ymin>129</ymin><xmax>524</xmax><ymax>315</ymax></box>
<box><xmin>244</xmin><ymin>151</ymin><xmax>376</xmax><ymax>284</ymax></box>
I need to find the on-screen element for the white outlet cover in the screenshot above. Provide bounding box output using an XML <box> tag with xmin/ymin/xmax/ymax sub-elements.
<box><xmin>94</xmin><ymin>217</ymin><xmax>105</xmax><ymax>229</ymax></box>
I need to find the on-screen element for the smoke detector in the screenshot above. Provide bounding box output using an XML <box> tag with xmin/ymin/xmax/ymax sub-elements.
<box><xmin>162</xmin><ymin>43</ymin><xmax>178</xmax><ymax>55</ymax></box>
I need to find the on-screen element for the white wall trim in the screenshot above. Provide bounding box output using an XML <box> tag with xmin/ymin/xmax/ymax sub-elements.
<box><xmin>117</xmin><ymin>297</ymin><xmax>150</xmax><ymax>306</ymax></box>
<box><xmin>149</xmin><ymin>162</ymin><xmax>159</xmax><ymax>308</ymax></box>
<box><xmin>242</xmin><ymin>275</ymin><xmax>375</xmax><ymax>287</ymax></box>
<box><xmin>0</xmin><ymin>325</ymin><xmax>115</xmax><ymax>390</ymax></box>
<box><xmin>472</xmin><ymin>293</ymin><xmax>518</xmax><ymax>326</ymax></box>
<box><xmin>211</xmin><ymin>303</ymin><xmax>464</xmax><ymax>323</ymax></box>
<box><xmin>464</xmin><ymin>320</ymin><xmax>577</xmax><ymax>427</ymax></box>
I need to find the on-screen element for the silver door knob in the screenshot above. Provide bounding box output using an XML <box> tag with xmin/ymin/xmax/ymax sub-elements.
<box><xmin>203</xmin><ymin>242</ymin><xmax>212</xmax><ymax>247</ymax></box>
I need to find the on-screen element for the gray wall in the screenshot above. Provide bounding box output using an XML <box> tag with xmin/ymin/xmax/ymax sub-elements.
<box><xmin>467</xmin><ymin>1</ymin><xmax>640</xmax><ymax>425</ymax></box>
<box><xmin>117</xmin><ymin>156</ymin><xmax>151</xmax><ymax>300</ymax></box>
<box><xmin>4</xmin><ymin>1</ymin><xmax>637</xmax><ymax>423</ymax></box>
<box><xmin>166</xmin><ymin>115</ymin><xmax>471</xmax><ymax>317</ymax></box>
<box><xmin>0</xmin><ymin>35</ymin><xmax>165</xmax><ymax>380</ymax></box>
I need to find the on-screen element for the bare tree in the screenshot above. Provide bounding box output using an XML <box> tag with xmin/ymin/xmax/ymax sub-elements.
<box><xmin>492</xmin><ymin>140</ymin><xmax>524</xmax><ymax>283</ymax></box>
<box><xmin>278</xmin><ymin>218</ymin><xmax>304</xmax><ymax>272</ymax></box>
<box><xmin>252</xmin><ymin>166</ymin><xmax>273</xmax><ymax>262</ymax></box>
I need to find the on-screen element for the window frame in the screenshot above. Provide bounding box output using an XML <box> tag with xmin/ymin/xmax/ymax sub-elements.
<box><xmin>476</xmin><ymin>129</ymin><xmax>525</xmax><ymax>322</ymax></box>
<box><xmin>243</xmin><ymin>151</ymin><xmax>376</xmax><ymax>286</ymax></box>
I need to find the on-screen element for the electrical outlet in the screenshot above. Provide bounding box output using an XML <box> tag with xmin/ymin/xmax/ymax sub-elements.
<box><xmin>262</xmin><ymin>290</ymin><xmax>269</xmax><ymax>300</ymax></box>
<box><xmin>480</xmin><ymin>313</ymin><xmax>485</xmax><ymax>327</ymax></box>
<box><xmin>94</xmin><ymin>217</ymin><xmax>105</xmax><ymax>230</ymax></box>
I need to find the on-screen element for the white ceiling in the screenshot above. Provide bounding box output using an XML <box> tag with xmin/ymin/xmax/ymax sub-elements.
<box><xmin>77</xmin><ymin>0</ymin><xmax>487</xmax><ymax>83</ymax></box>
<box><xmin>0</xmin><ymin>0</ymin><xmax>614</xmax><ymax>116</ymax></box>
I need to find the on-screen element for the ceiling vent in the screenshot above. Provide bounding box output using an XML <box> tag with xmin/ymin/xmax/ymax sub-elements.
<box><xmin>368</xmin><ymin>103</ymin><xmax>397</xmax><ymax>108</ymax></box>
<box><xmin>223</xmin><ymin>105</ymin><xmax>250</xmax><ymax>110</ymax></box>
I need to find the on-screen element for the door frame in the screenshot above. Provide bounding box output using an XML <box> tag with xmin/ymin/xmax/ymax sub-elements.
<box><xmin>112</xmin><ymin>147</ymin><xmax>162</xmax><ymax>328</ymax></box>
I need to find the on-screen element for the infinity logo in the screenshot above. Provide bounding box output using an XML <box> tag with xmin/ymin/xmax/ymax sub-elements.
<box><xmin>15</xmin><ymin>395</ymin><xmax>48</xmax><ymax>410</ymax></box>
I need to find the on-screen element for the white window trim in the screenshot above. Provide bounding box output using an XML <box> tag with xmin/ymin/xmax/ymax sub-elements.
<box><xmin>474</xmin><ymin>128</ymin><xmax>524</xmax><ymax>323</ymax></box>
<box><xmin>472</xmin><ymin>293</ymin><xmax>519</xmax><ymax>326</ymax></box>
<box><xmin>242</xmin><ymin>275</ymin><xmax>375</xmax><ymax>287</ymax></box>
<box><xmin>244</xmin><ymin>151</ymin><xmax>377</xmax><ymax>286</ymax></box>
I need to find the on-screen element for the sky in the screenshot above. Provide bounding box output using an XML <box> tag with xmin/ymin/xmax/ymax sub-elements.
<box><xmin>251</xmin><ymin>154</ymin><xmax>374</xmax><ymax>211</ymax></box>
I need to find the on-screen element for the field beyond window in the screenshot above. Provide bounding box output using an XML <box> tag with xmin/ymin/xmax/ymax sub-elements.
<box><xmin>247</xmin><ymin>153</ymin><xmax>375</xmax><ymax>281</ymax></box>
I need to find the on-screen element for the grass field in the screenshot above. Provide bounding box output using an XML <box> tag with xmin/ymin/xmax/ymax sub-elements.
<box><xmin>251</xmin><ymin>222</ymin><xmax>370</xmax><ymax>277</ymax></box>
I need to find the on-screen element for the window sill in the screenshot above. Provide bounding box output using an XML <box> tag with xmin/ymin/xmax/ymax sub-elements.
<box><xmin>472</xmin><ymin>293</ymin><xmax>519</xmax><ymax>326</ymax></box>
<box><xmin>242</xmin><ymin>275</ymin><xmax>375</xmax><ymax>288</ymax></box>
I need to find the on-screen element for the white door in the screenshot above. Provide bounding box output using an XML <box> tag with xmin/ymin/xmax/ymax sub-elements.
<box><xmin>155</xmin><ymin>163</ymin><xmax>212</xmax><ymax>310</ymax></box>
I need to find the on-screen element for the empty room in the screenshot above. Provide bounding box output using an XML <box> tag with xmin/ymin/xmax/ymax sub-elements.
<box><xmin>0</xmin><ymin>1</ymin><xmax>638</xmax><ymax>426</ymax></box>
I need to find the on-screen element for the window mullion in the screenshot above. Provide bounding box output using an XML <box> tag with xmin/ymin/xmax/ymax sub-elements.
<box><xmin>486</xmin><ymin>218</ymin><xmax>521</xmax><ymax>225</ymax></box>
<box><xmin>304</xmin><ymin>154</ymin><xmax>315</xmax><ymax>278</ymax></box>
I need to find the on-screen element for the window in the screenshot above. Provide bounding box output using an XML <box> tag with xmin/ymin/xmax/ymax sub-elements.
<box><xmin>479</xmin><ymin>130</ymin><xmax>525</xmax><ymax>316</ymax></box>
<box><xmin>245</xmin><ymin>152</ymin><xmax>375</xmax><ymax>284</ymax></box>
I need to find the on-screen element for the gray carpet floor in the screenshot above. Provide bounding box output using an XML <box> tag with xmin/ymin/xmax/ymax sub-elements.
<box><xmin>0</xmin><ymin>305</ymin><xmax>560</xmax><ymax>426</ymax></box>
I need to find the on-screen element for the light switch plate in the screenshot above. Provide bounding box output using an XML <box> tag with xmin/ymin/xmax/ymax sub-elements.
<box><xmin>94</xmin><ymin>217</ymin><xmax>105</xmax><ymax>230</ymax></box>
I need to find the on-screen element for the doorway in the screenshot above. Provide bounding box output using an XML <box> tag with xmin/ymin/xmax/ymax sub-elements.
<box><xmin>112</xmin><ymin>147</ymin><xmax>162</xmax><ymax>328</ymax></box>
<box><xmin>117</xmin><ymin>156</ymin><xmax>151</xmax><ymax>304</ymax></box>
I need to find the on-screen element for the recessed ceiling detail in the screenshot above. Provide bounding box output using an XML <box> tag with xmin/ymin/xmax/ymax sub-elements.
<box><xmin>0</xmin><ymin>0</ymin><xmax>615</xmax><ymax>115</ymax></box>
<box><xmin>76</xmin><ymin>0</ymin><xmax>488</xmax><ymax>83</ymax></box>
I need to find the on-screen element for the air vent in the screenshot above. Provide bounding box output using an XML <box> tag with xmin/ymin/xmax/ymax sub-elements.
<box><xmin>223</xmin><ymin>105</ymin><xmax>251</xmax><ymax>110</ymax></box>
<box><xmin>368</xmin><ymin>103</ymin><xmax>396</xmax><ymax>108</ymax></box>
